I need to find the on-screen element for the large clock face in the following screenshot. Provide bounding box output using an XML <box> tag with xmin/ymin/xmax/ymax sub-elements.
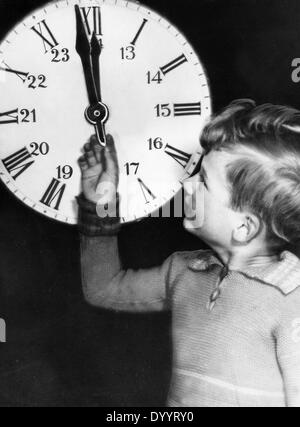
<box><xmin>0</xmin><ymin>0</ymin><xmax>211</xmax><ymax>224</ymax></box>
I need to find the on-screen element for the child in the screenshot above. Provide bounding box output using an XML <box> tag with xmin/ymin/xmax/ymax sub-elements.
<box><xmin>77</xmin><ymin>99</ymin><xmax>300</xmax><ymax>407</ymax></box>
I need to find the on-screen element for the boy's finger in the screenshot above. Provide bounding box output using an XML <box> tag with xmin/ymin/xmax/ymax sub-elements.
<box><xmin>78</xmin><ymin>156</ymin><xmax>89</xmax><ymax>172</ymax></box>
<box><xmin>105</xmin><ymin>150</ymin><xmax>119</xmax><ymax>176</ymax></box>
<box><xmin>106</xmin><ymin>134</ymin><xmax>117</xmax><ymax>155</ymax></box>
<box><xmin>84</xmin><ymin>142</ymin><xmax>92</xmax><ymax>153</ymax></box>
<box><xmin>90</xmin><ymin>135</ymin><xmax>104</xmax><ymax>163</ymax></box>
<box><xmin>89</xmin><ymin>134</ymin><xmax>100</xmax><ymax>145</ymax></box>
<box><xmin>85</xmin><ymin>150</ymin><xmax>97</xmax><ymax>167</ymax></box>
<box><xmin>105</xmin><ymin>134</ymin><xmax>119</xmax><ymax>173</ymax></box>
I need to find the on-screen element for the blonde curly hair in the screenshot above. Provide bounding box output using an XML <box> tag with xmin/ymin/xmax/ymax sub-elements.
<box><xmin>201</xmin><ymin>99</ymin><xmax>300</xmax><ymax>247</ymax></box>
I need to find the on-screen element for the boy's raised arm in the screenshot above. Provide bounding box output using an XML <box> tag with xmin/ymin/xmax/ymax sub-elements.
<box><xmin>77</xmin><ymin>135</ymin><xmax>174</xmax><ymax>313</ymax></box>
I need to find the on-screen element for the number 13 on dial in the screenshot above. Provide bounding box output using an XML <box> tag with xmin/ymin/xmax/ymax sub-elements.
<box><xmin>0</xmin><ymin>0</ymin><xmax>211</xmax><ymax>224</ymax></box>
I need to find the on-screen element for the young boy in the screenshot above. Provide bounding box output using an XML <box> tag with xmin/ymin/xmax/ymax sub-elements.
<box><xmin>77</xmin><ymin>99</ymin><xmax>300</xmax><ymax>407</ymax></box>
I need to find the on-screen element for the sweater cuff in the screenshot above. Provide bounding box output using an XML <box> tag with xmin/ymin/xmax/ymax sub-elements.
<box><xmin>77</xmin><ymin>193</ymin><xmax>121</xmax><ymax>237</ymax></box>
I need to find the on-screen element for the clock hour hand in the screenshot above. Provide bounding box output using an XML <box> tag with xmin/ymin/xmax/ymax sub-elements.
<box><xmin>75</xmin><ymin>5</ymin><xmax>109</xmax><ymax>146</ymax></box>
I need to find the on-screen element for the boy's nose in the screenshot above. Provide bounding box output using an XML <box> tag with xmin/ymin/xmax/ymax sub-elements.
<box><xmin>183</xmin><ymin>174</ymin><xmax>200</xmax><ymax>196</ymax></box>
<box><xmin>184</xmin><ymin>173</ymin><xmax>199</xmax><ymax>183</ymax></box>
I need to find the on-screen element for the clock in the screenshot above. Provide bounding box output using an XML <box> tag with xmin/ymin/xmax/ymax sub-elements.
<box><xmin>0</xmin><ymin>0</ymin><xmax>211</xmax><ymax>224</ymax></box>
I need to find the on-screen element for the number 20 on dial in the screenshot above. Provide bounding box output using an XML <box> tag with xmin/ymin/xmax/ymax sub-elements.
<box><xmin>0</xmin><ymin>0</ymin><xmax>211</xmax><ymax>224</ymax></box>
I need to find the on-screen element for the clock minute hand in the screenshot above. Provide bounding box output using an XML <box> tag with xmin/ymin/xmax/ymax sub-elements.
<box><xmin>75</xmin><ymin>5</ymin><xmax>98</xmax><ymax>106</ymax></box>
<box><xmin>90</xmin><ymin>32</ymin><xmax>107</xmax><ymax>145</ymax></box>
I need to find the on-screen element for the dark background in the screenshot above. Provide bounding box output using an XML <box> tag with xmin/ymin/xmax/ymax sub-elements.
<box><xmin>0</xmin><ymin>0</ymin><xmax>300</xmax><ymax>407</ymax></box>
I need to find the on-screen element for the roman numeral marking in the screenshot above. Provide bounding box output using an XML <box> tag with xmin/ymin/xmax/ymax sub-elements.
<box><xmin>0</xmin><ymin>62</ymin><xmax>29</xmax><ymax>83</ymax></box>
<box><xmin>174</xmin><ymin>102</ymin><xmax>201</xmax><ymax>116</ymax></box>
<box><xmin>165</xmin><ymin>145</ymin><xmax>192</xmax><ymax>168</ymax></box>
<box><xmin>138</xmin><ymin>178</ymin><xmax>156</xmax><ymax>204</ymax></box>
<box><xmin>160</xmin><ymin>54</ymin><xmax>188</xmax><ymax>75</ymax></box>
<box><xmin>80</xmin><ymin>6</ymin><xmax>102</xmax><ymax>36</ymax></box>
<box><xmin>2</xmin><ymin>147</ymin><xmax>34</xmax><ymax>180</ymax></box>
<box><xmin>0</xmin><ymin>109</ymin><xmax>19</xmax><ymax>124</ymax></box>
<box><xmin>131</xmin><ymin>19</ymin><xmax>148</xmax><ymax>46</ymax></box>
<box><xmin>31</xmin><ymin>20</ymin><xmax>59</xmax><ymax>53</ymax></box>
<box><xmin>40</xmin><ymin>178</ymin><xmax>66</xmax><ymax>210</ymax></box>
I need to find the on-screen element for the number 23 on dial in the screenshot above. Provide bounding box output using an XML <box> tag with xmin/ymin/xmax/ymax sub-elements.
<box><xmin>0</xmin><ymin>0</ymin><xmax>211</xmax><ymax>224</ymax></box>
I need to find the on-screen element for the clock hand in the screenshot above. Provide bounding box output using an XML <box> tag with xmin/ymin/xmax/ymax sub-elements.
<box><xmin>75</xmin><ymin>5</ymin><xmax>98</xmax><ymax>106</ymax></box>
<box><xmin>94</xmin><ymin>118</ymin><xmax>106</xmax><ymax>147</ymax></box>
<box><xmin>91</xmin><ymin>31</ymin><xmax>101</xmax><ymax>101</ymax></box>
<box><xmin>75</xmin><ymin>5</ymin><xmax>109</xmax><ymax>146</ymax></box>
<box><xmin>90</xmin><ymin>31</ymin><xmax>108</xmax><ymax>146</ymax></box>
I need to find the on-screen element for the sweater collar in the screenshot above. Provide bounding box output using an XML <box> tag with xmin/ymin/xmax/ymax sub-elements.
<box><xmin>188</xmin><ymin>250</ymin><xmax>300</xmax><ymax>295</ymax></box>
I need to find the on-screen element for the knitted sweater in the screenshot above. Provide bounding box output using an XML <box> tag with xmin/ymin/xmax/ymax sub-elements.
<box><xmin>78</xmin><ymin>199</ymin><xmax>300</xmax><ymax>407</ymax></box>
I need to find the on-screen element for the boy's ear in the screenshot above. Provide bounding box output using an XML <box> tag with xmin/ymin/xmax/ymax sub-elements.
<box><xmin>232</xmin><ymin>213</ymin><xmax>261</xmax><ymax>245</ymax></box>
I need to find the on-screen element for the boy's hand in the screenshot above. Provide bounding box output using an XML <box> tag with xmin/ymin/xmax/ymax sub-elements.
<box><xmin>78</xmin><ymin>134</ymin><xmax>119</xmax><ymax>205</ymax></box>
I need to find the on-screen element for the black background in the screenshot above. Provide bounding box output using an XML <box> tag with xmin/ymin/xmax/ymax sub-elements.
<box><xmin>0</xmin><ymin>0</ymin><xmax>300</xmax><ymax>407</ymax></box>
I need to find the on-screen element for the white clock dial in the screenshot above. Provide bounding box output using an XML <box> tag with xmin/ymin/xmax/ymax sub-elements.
<box><xmin>0</xmin><ymin>0</ymin><xmax>211</xmax><ymax>224</ymax></box>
